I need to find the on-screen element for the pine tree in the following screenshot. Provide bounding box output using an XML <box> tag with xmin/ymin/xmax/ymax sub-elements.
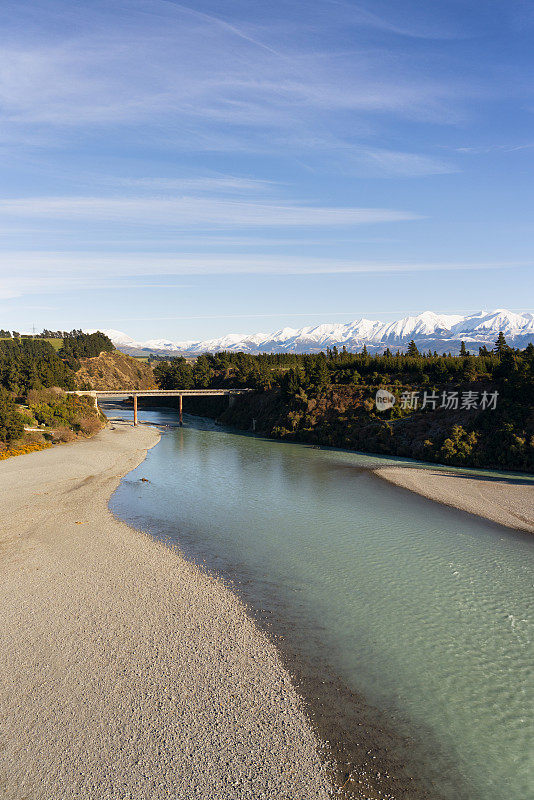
<box><xmin>312</xmin><ymin>353</ymin><xmax>330</xmax><ymax>388</ymax></box>
<box><xmin>407</xmin><ymin>340</ymin><xmax>420</xmax><ymax>357</ymax></box>
<box><xmin>494</xmin><ymin>331</ymin><xmax>509</xmax><ymax>356</ymax></box>
<box><xmin>460</xmin><ymin>341</ymin><xmax>468</xmax><ymax>357</ymax></box>
<box><xmin>462</xmin><ymin>356</ymin><xmax>476</xmax><ymax>381</ymax></box>
<box><xmin>284</xmin><ymin>367</ymin><xmax>302</xmax><ymax>398</ymax></box>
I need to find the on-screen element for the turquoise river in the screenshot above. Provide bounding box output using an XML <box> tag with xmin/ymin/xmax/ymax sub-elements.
<box><xmin>107</xmin><ymin>405</ymin><xmax>533</xmax><ymax>800</ymax></box>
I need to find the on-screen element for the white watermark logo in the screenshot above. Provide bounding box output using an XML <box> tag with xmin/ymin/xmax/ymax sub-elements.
<box><xmin>375</xmin><ymin>389</ymin><xmax>396</xmax><ymax>411</ymax></box>
<box><xmin>375</xmin><ymin>389</ymin><xmax>499</xmax><ymax>412</ymax></box>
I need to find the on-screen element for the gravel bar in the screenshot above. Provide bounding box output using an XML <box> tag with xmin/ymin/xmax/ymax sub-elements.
<box><xmin>0</xmin><ymin>423</ymin><xmax>330</xmax><ymax>799</ymax></box>
<box><xmin>374</xmin><ymin>466</ymin><xmax>534</xmax><ymax>534</ymax></box>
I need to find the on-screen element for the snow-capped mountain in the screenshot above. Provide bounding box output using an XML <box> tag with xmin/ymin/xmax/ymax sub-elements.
<box><xmin>96</xmin><ymin>309</ymin><xmax>534</xmax><ymax>356</ymax></box>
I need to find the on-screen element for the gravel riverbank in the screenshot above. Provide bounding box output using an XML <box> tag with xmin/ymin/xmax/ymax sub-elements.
<box><xmin>0</xmin><ymin>423</ymin><xmax>330</xmax><ymax>799</ymax></box>
<box><xmin>374</xmin><ymin>466</ymin><xmax>534</xmax><ymax>534</ymax></box>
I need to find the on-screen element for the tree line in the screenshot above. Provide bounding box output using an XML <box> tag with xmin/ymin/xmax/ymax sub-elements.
<box><xmin>154</xmin><ymin>334</ymin><xmax>533</xmax><ymax>471</ymax></box>
<box><xmin>0</xmin><ymin>328</ymin><xmax>88</xmax><ymax>339</ymax></box>
<box><xmin>154</xmin><ymin>333</ymin><xmax>532</xmax><ymax>394</ymax></box>
<box><xmin>0</xmin><ymin>332</ymin><xmax>114</xmax><ymax>397</ymax></box>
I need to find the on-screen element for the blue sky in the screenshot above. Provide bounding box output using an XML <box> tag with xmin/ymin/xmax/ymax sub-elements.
<box><xmin>0</xmin><ymin>0</ymin><xmax>532</xmax><ymax>340</ymax></box>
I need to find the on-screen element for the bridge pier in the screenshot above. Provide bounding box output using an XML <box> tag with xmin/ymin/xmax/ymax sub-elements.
<box><xmin>67</xmin><ymin>390</ymin><xmax>252</xmax><ymax>428</ymax></box>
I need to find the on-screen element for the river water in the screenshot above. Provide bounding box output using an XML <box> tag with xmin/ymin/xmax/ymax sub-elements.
<box><xmin>107</xmin><ymin>406</ymin><xmax>533</xmax><ymax>800</ymax></box>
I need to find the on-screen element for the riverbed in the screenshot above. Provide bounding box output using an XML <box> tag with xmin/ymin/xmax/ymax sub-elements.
<box><xmin>108</xmin><ymin>406</ymin><xmax>534</xmax><ymax>800</ymax></box>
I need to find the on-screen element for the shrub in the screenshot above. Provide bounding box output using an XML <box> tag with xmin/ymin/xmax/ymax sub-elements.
<box><xmin>24</xmin><ymin>431</ymin><xmax>46</xmax><ymax>444</ymax></box>
<box><xmin>79</xmin><ymin>416</ymin><xmax>102</xmax><ymax>436</ymax></box>
<box><xmin>439</xmin><ymin>425</ymin><xmax>479</xmax><ymax>465</ymax></box>
<box><xmin>0</xmin><ymin>442</ymin><xmax>51</xmax><ymax>460</ymax></box>
<box><xmin>26</xmin><ymin>387</ymin><xmax>64</xmax><ymax>405</ymax></box>
<box><xmin>0</xmin><ymin>392</ymin><xmax>25</xmax><ymax>443</ymax></box>
<box><xmin>53</xmin><ymin>426</ymin><xmax>76</xmax><ymax>443</ymax></box>
<box><xmin>17</xmin><ymin>409</ymin><xmax>36</xmax><ymax>426</ymax></box>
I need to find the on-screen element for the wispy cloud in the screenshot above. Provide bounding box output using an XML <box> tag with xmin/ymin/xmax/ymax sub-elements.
<box><xmin>114</xmin><ymin>176</ymin><xmax>279</xmax><ymax>194</ymax></box>
<box><xmin>456</xmin><ymin>142</ymin><xmax>534</xmax><ymax>155</ymax></box>
<box><xmin>0</xmin><ymin>0</ymin><xmax>530</xmax><ymax>333</ymax></box>
<box><xmin>355</xmin><ymin>147</ymin><xmax>456</xmax><ymax>176</ymax></box>
<box><xmin>163</xmin><ymin>2</ymin><xmax>283</xmax><ymax>56</ymax></box>
<box><xmin>0</xmin><ymin>0</ymin><xmax>476</xmax><ymax>143</ymax></box>
<box><xmin>0</xmin><ymin>251</ymin><xmax>525</xmax><ymax>295</ymax></box>
<box><xmin>325</xmin><ymin>0</ymin><xmax>471</xmax><ymax>40</ymax></box>
<box><xmin>0</xmin><ymin>196</ymin><xmax>420</xmax><ymax>227</ymax></box>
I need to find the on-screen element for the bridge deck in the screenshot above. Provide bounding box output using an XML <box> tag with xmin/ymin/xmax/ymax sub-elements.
<box><xmin>70</xmin><ymin>389</ymin><xmax>252</xmax><ymax>397</ymax></box>
<box><xmin>68</xmin><ymin>388</ymin><xmax>251</xmax><ymax>426</ymax></box>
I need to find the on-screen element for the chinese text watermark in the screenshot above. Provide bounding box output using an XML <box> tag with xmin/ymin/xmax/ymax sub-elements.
<box><xmin>375</xmin><ymin>389</ymin><xmax>499</xmax><ymax>412</ymax></box>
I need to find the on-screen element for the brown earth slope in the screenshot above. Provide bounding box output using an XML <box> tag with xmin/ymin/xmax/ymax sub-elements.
<box><xmin>75</xmin><ymin>351</ymin><xmax>155</xmax><ymax>390</ymax></box>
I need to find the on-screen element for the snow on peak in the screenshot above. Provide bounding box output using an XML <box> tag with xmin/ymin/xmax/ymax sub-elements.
<box><xmin>452</xmin><ymin>310</ymin><xmax>532</xmax><ymax>335</ymax></box>
<box><xmin>97</xmin><ymin>310</ymin><xmax>534</xmax><ymax>355</ymax></box>
<box><xmin>84</xmin><ymin>328</ymin><xmax>139</xmax><ymax>347</ymax></box>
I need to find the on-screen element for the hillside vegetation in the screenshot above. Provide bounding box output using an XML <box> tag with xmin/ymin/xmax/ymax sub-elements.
<box><xmin>0</xmin><ymin>331</ymin><xmax>116</xmax><ymax>457</ymax></box>
<box><xmin>155</xmin><ymin>337</ymin><xmax>534</xmax><ymax>472</ymax></box>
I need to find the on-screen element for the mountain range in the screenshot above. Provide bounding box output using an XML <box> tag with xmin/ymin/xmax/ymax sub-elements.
<box><xmin>98</xmin><ymin>309</ymin><xmax>534</xmax><ymax>356</ymax></box>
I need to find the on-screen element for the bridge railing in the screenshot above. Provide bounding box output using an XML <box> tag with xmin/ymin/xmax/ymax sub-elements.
<box><xmin>68</xmin><ymin>389</ymin><xmax>252</xmax><ymax>396</ymax></box>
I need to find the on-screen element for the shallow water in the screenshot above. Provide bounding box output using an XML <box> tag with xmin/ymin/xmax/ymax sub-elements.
<box><xmin>108</xmin><ymin>406</ymin><xmax>534</xmax><ymax>800</ymax></box>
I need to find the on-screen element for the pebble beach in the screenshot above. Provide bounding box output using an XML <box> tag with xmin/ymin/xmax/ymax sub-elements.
<box><xmin>0</xmin><ymin>423</ymin><xmax>330</xmax><ymax>799</ymax></box>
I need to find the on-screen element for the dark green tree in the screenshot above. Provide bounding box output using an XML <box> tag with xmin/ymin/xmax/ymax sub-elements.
<box><xmin>59</xmin><ymin>332</ymin><xmax>114</xmax><ymax>365</ymax></box>
<box><xmin>282</xmin><ymin>367</ymin><xmax>303</xmax><ymax>399</ymax></box>
<box><xmin>154</xmin><ymin>358</ymin><xmax>194</xmax><ymax>389</ymax></box>
<box><xmin>462</xmin><ymin>355</ymin><xmax>477</xmax><ymax>381</ymax></box>
<box><xmin>308</xmin><ymin>353</ymin><xmax>330</xmax><ymax>389</ymax></box>
<box><xmin>0</xmin><ymin>338</ymin><xmax>75</xmax><ymax>393</ymax></box>
<box><xmin>494</xmin><ymin>332</ymin><xmax>509</xmax><ymax>357</ymax></box>
<box><xmin>192</xmin><ymin>354</ymin><xmax>214</xmax><ymax>388</ymax></box>
<box><xmin>0</xmin><ymin>392</ymin><xmax>24</xmax><ymax>443</ymax></box>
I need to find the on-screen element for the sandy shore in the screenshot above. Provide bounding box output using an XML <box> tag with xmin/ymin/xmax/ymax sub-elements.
<box><xmin>375</xmin><ymin>466</ymin><xmax>534</xmax><ymax>534</ymax></box>
<box><xmin>0</xmin><ymin>424</ymin><xmax>330</xmax><ymax>799</ymax></box>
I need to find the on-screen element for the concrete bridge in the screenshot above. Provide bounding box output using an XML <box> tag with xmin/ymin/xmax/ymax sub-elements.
<box><xmin>70</xmin><ymin>389</ymin><xmax>252</xmax><ymax>426</ymax></box>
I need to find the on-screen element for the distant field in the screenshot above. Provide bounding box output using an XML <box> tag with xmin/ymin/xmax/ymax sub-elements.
<box><xmin>44</xmin><ymin>338</ymin><xmax>63</xmax><ymax>350</ymax></box>
<box><xmin>0</xmin><ymin>337</ymin><xmax>63</xmax><ymax>350</ymax></box>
